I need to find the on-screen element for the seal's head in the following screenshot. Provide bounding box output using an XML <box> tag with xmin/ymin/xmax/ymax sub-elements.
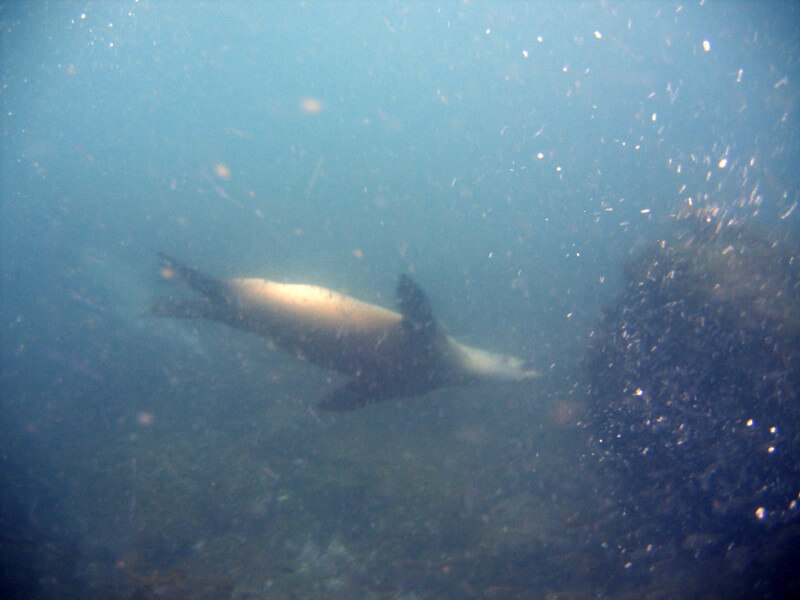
<box><xmin>453</xmin><ymin>342</ymin><xmax>538</xmax><ymax>382</ymax></box>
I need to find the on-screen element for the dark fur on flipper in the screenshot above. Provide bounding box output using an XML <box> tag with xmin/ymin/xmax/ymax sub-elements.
<box><xmin>396</xmin><ymin>274</ymin><xmax>437</xmax><ymax>339</ymax></box>
<box><xmin>151</xmin><ymin>254</ymin><xmax>234</xmax><ymax>320</ymax></box>
<box><xmin>157</xmin><ymin>253</ymin><xmax>231</xmax><ymax>305</ymax></box>
<box><xmin>318</xmin><ymin>377</ymin><xmax>387</xmax><ymax>411</ymax></box>
<box><xmin>395</xmin><ymin>273</ymin><xmax>444</xmax><ymax>373</ymax></box>
<box><xmin>319</xmin><ymin>275</ymin><xmax>443</xmax><ymax>411</ymax></box>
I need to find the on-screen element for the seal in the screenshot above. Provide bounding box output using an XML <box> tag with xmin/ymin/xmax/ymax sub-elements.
<box><xmin>152</xmin><ymin>254</ymin><xmax>538</xmax><ymax>410</ymax></box>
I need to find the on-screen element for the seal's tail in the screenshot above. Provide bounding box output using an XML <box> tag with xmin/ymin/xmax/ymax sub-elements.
<box><xmin>151</xmin><ymin>254</ymin><xmax>232</xmax><ymax>318</ymax></box>
<box><xmin>157</xmin><ymin>254</ymin><xmax>232</xmax><ymax>303</ymax></box>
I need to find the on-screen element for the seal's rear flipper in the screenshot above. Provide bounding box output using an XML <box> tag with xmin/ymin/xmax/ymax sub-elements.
<box><xmin>318</xmin><ymin>377</ymin><xmax>387</xmax><ymax>411</ymax></box>
<box><xmin>157</xmin><ymin>253</ymin><xmax>231</xmax><ymax>306</ymax></box>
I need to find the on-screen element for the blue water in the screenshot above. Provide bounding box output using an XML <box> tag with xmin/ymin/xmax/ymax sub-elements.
<box><xmin>1</xmin><ymin>2</ymin><xmax>798</xmax><ymax>599</ymax></box>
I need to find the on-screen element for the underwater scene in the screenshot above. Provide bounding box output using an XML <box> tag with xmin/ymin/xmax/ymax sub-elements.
<box><xmin>1</xmin><ymin>2</ymin><xmax>798</xmax><ymax>599</ymax></box>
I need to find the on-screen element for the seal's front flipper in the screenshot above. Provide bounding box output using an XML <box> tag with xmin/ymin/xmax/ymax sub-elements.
<box><xmin>318</xmin><ymin>377</ymin><xmax>387</xmax><ymax>411</ymax></box>
<box><xmin>395</xmin><ymin>274</ymin><xmax>437</xmax><ymax>338</ymax></box>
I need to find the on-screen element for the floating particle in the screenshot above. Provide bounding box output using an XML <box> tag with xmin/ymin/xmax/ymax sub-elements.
<box><xmin>214</xmin><ymin>163</ymin><xmax>231</xmax><ymax>179</ymax></box>
<box><xmin>300</xmin><ymin>97</ymin><xmax>324</xmax><ymax>114</ymax></box>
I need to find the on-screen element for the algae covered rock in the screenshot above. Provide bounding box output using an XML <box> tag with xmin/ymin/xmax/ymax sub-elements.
<box><xmin>583</xmin><ymin>206</ymin><xmax>800</xmax><ymax>572</ymax></box>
